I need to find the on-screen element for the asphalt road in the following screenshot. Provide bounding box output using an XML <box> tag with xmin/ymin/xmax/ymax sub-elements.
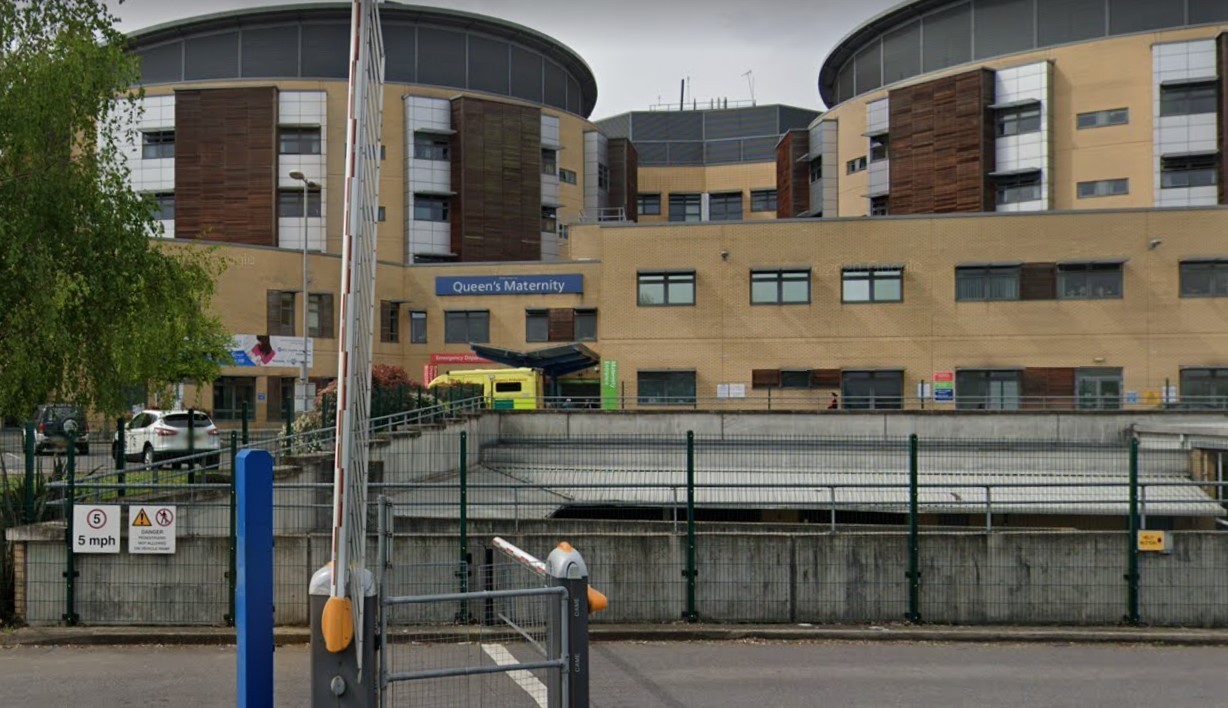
<box><xmin>0</xmin><ymin>640</ymin><xmax>1224</xmax><ymax>707</ymax></box>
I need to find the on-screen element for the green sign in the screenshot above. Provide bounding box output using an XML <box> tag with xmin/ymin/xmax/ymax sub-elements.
<box><xmin>601</xmin><ymin>360</ymin><xmax>618</xmax><ymax>410</ymax></box>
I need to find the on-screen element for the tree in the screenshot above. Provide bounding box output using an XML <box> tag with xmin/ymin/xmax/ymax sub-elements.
<box><xmin>0</xmin><ymin>0</ymin><xmax>231</xmax><ymax>418</ymax></box>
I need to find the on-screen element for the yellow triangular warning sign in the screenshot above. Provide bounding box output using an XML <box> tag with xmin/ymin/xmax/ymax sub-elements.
<box><xmin>132</xmin><ymin>509</ymin><xmax>152</xmax><ymax>527</ymax></box>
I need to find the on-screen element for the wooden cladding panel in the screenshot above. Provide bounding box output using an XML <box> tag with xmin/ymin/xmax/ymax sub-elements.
<box><xmin>1219</xmin><ymin>33</ymin><xmax>1227</xmax><ymax>205</ymax></box>
<box><xmin>776</xmin><ymin>130</ymin><xmax>810</xmax><ymax>218</ymax></box>
<box><xmin>810</xmin><ymin>369</ymin><xmax>842</xmax><ymax>389</ymax></box>
<box><xmin>450</xmin><ymin>97</ymin><xmax>542</xmax><ymax>261</ymax></box>
<box><xmin>751</xmin><ymin>369</ymin><xmax>781</xmax><ymax>388</ymax></box>
<box><xmin>608</xmin><ymin>138</ymin><xmax>638</xmax><ymax>222</ymax></box>
<box><xmin>1020</xmin><ymin>263</ymin><xmax>1057</xmax><ymax>301</ymax></box>
<box><xmin>888</xmin><ymin>69</ymin><xmax>995</xmax><ymax>215</ymax></box>
<box><xmin>1022</xmin><ymin>367</ymin><xmax>1076</xmax><ymax>410</ymax></box>
<box><xmin>547</xmin><ymin>308</ymin><xmax>575</xmax><ymax>342</ymax></box>
<box><xmin>175</xmin><ymin>87</ymin><xmax>277</xmax><ymax>245</ymax></box>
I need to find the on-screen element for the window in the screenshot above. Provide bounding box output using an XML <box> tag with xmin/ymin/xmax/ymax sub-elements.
<box><xmin>709</xmin><ymin>192</ymin><xmax>743</xmax><ymax>221</ymax></box>
<box><xmin>956</xmin><ymin>370</ymin><xmax>1022</xmax><ymax>410</ymax></box>
<box><xmin>1077</xmin><ymin>108</ymin><xmax>1128</xmax><ymax>129</ymax></box>
<box><xmin>637</xmin><ymin>371</ymin><xmax>696</xmax><ymax>406</ymax></box>
<box><xmin>842</xmin><ymin>370</ymin><xmax>904</xmax><ymax>410</ymax></box>
<box><xmin>377</xmin><ymin>206</ymin><xmax>386</xmax><ymax>222</ymax></box>
<box><xmin>1180</xmin><ymin>260</ymin><xmax>1228</xmax><ymax>297</ymax></box>
<box><xmin>444</xmin><ymin>310</ymin><xmax>489</xmax><ymax>343</ymax></box>
<box><xmin>995</xmin><ymin>171</ymin><xmax>1042</xmax><ymax>204</ymax></box>
<box><xmin>870</xmin><ymin>196</ymin><xmax>889</xmax><ymax>216</ymax></box>
<box><xmin>559</xmin><ymin>168</ymin><xmax>577</xmax><ymax>185</ymax></box>
<box><xmin>1076</xmin><ymin>368</ymin><xmax>1122</xmax><ymax>410</ymax></box>
<box><xmin>1077</xmin><ymin>179</ymin><xmax>1129</xmax><ymax>198</ymax></box>
<box><xmin>869</xmin><ymin>134</ymin><xmax>889</xmax><ymax>162</ymax></box>
<box><xmin>1160</xmin><ymin>81</ymin><xmax>1218</xmax><ymax>117</ymax></box>
<box><xmin>541</xmin><ymin>207</ymin><xmax>557</xmax><ymax>233</ymax></box>
<box><xmin>308</xmin><ymin>293</ymin><xmax>334</xmax><ymax>338</ymax></box>
<box><xmin>637</xmin><ymin>271</ymin><xmax>695</xmax><ymax>306</ymax></box>
<box><xmin>267</xmin><ymin>376</ymin><xmax>297</xmax><ymax>422</ymax></box>
<box><xmin>637</xmin><ymin>193</ymin><xmax>661</xmax><ymax>216</ymax></box>
<box><xmin>410</xmin><ymin>310</ymin><xmax>427</xmax><ymax>343</ymax></box>
<box><xmin>956</xmin><ymin>265</ymin><xmax>1021</xmax><ymax>301</ymax></box>
<box><xmin>541</xmin><ymin>149</ymin><xmax>557</xmax><ymax>176</ymax></box>
<box><xmin>212</xmin><ymin>377</ymin><xmax>255</xmax><ymax>422</ymax></box>
<box><xmin>751</xmin><ymin>269</ymin><xmax>810</xmax><ymax>305</ymax></box>
<box><xmin>141</xmin><ymin>130</ymin><xmax>174</xmax><ymax>159</ymax></box>
<box><xmin>1180</xmin><ymin>368</ymin><xmax>1228</xmax><ymax>409</ymax></box>
<box><xmin>380</xmin><ymin>301</ymin><xmax>399</xmax><ymax>343</ymax></box>
<box><xmin>574</xmin><ymin>308</ymin><xmax>597</xmax><ymax>341</ymax></box>
<box><xmin>266</xmin><ymin>290</ymin><xmax>296</xmax><ymax>336</ymax></box>
<box><xmin>750</xmin><ymin>189</ymin><xmax>777</xmax><ymax>212</ymax></box>
<box><xmin>413</xmin><ymin>195</ymin><xmax>450</xmax><ymax>222</ymax></box>
<box><xmin>278</xmin><ymin>126</ymin><xmax>321</xmax><ymax>155</ymax></box>
<box><xmin>525</xmin><ymin>309</ymin><xmax>549</xmax><ymax>342</ymax></box>
<box><xmin>150</xmin><ymin>192</ymin><xmax>175</xmax><ymax>220</ymax></box>
<box><xmin>668</xmin><ymin>194</ymin><xmax>701</xmax><ymax>222</ymax></box>
<box><xmin>996</xmin><ymin>103</ymin><xmax>1041</xmax><ymax>137</ymax></box>
<box><xmin>597</xmin><ymin>163</ymin><xmax>609</xmax><ymax>190</ymax></box>
<box><xmin>278</xmin><ymin>189</ymin><xmax>322</xmax><ymax>218</ymax></box>
<box><xmin>846</xmin><ymin>156</ymin><xmax>867</xmax><ymax>174</ymax></box>
<box><xmin>780</xmin><ymin>370</ymin><xmax>812</xmax><ymax>389</ymax></box>
<box><xmin>843</xmin><ymin>266</ymin><xmax>903</xmax><ymax>303</ymax></box>
<box><xmin>495</xmin><ymin>381</ymin><xmax>523</xmax><ymax>393</ymax></box>
<box><xmin>1161</xmin><ymin>154</ymin><xmax>1218</xmax><ymax>189</ymax></box>
<box><xmin>1057</xmin><ymin>262</ymin><xmax>1123</xmax><ymax>299</ymax></box>
<box><xmin>413</xmin><ymin>133</ymin><xmax>450</xmax><ymax>160</ymax></box>
<box><xmin>809</xmin><ymin>159</ymin><xmax>823</xmax><ymax>182</ymax></box>
<box><xmin>558</xmin><ymin>224</ymin><xmax>569</xmax><ymax>240</ymax></box>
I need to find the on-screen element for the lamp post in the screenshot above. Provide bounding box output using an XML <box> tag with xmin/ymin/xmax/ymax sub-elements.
<box><xmin>288</xmin><ymin>170</ymin><xmax>317</xmax><ymax>419</ymax></box>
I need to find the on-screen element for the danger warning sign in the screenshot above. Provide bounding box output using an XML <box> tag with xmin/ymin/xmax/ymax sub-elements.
<box><xmin>128</xmin><ymin>505</ymin><xmax>176</xmax><ymax>554</ymax></box>
<box><xmin>132</xmin><ymin>509</ymin><xmax>152</xmax><ymax>527</ymax></box>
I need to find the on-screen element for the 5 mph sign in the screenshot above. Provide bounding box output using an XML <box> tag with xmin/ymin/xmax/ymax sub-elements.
<box><xmin>73</xmin><ymin>505</ymin><xmax>121</xmax><ymax>553</ymax></box>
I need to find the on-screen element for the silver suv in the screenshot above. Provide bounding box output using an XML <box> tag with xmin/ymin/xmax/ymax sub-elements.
<box><xmin>114</xmin><ymin>409</ymin><xmax>220</xmax><ymax>467</ymax></box>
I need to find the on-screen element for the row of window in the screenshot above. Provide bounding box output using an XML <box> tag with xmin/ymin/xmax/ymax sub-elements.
<box><xmin>376</xmin><ymin>304</ymin><xmax>599</xmax><ymax>345</ymax></box>
<box><xmin>142</xmin><ymin>127</ymin><xmax>325</xmax><ymax>160</ymax></box>
<box><xmin>636</xmin><ymin>190</ymin><xmax>778</xmax><ymax>221</ymax></box>
<box><xmin>145</xmin><ymin>190</ymin><xmax>389</xmax><ymax>223</ymax></box>
<box><xmin>267</xmin><ymin>291</ymin><xmax>334</xmax><ymax>338</ymax></box>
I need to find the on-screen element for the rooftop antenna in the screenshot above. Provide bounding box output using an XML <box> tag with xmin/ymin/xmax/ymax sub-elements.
<box><xmin>742</xmin><ymin>70</ymin><xmax>756</xmax><ymax>106</ymax></box>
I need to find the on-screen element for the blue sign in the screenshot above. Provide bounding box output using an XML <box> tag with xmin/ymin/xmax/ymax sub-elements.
<box><xmin>436</xmin><ymin>274</ymin><xmax>583</xmax><ymax>296</ymax></box>
<box><xmin>934</xmin><ymin>388</ymin><xmax>954</xmax><ymax>402</ymax></box>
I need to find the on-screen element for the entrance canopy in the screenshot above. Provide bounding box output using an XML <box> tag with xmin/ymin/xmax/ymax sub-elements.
<box><xmin>469</xmin><ymin>343</ymin><xmax>600</xmax><ymax>378</ymax></box>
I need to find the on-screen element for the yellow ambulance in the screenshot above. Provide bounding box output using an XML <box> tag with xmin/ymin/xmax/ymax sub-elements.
<box><xmin>428</xmin><ymin>368</ymin><xmax>542</xmax><ymax>410</ymax></box>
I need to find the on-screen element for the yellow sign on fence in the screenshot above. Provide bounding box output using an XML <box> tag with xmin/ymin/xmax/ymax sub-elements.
<box><xmin>1137</xmin><ymin>530</ymin><xmax>1168</xmax><ymax>552</ymax></box>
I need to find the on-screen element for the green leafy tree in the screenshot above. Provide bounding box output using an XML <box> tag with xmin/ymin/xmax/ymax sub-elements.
<box><xmin>0</xmin><ymin>0</ymin><xmax>231</xmax><ymax>418</ymax></box>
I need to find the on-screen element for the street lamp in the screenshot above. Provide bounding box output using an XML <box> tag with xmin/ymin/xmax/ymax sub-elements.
<box><xmin>289</xmin><ymin>170</ymin><xmax>317</xmax><ymax>419</ymax></box>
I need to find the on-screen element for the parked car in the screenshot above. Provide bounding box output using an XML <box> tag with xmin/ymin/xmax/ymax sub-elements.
<box><xmin>28</xmin><ymin>404</ymin><xmax>90</xmax><ymax>455</ymax></box>
<box><xmin>113</xmin><ymin>409</ymin><xmax>220</xmax><ymax>468</ymax></box>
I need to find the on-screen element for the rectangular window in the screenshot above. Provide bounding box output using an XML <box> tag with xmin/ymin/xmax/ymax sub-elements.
<box><xmin>308</xmin><ymin>293</ymin><xmax>334</xmax><ymax>338</ymax></box>
<box><xmin>541</xmin><ymin>149</ymin><xmax>557</xmax><ymax>176</ymax></box>
<box><xmin>637</xmin><ymin>271</ymin><xmax>695</xmax><ymax>306</ymax></box>
<box><xmin>1076</xmin><ymin>367</ymin><xmax>1122</xmax><ymax>410</ymax></box>
<box><xmin>410</xmin><ymin>310</ymin><xmax>427</xmax><ymax>343</ymax></box>
<box><xmin>846</xmin><ymin>156</ymin><xmax>867</xmax><ymax>174</ymax></box>
<box><xmin>1160</xmin><ymin>81</ymin><xmax>1218</xmax><ymax>117</ymax></box>
<box><xmin>708</xmin><ymin>192</ymin><xmax>743</xmax><ymax>221</ymax></box>
<box><xmin>559</xmin><ymin>168</ymin><xmax>577</xmax><ymax>184</ymax></box>
<box><xmin>1076</xmin><ymin>108</ymin><xmax>1128</xmax><ymax>129</ymax></box>
<box><xmin>597</xmin><ymin>163</ymin><xmax>610</xmax><ymax>190</ymax></box>
<box><xmin>842</xmin><ymin>370</ymin><xmax>904</xmax><ymax>410</ymax></box>
<box><xmin>278</xmin><ymin>189</ymin><xmax>322</xmax><ymax>218</ymax></box>
<box><xmin>444</xmin><ymin>310</ymin><xmax>489</xmax><ymax>343</ymax></box>
<box><xmin>637</xmin><ymin>370</ymin><xmax>696</xmax><ymax>406</ymax></box>
<box><xmin>413</xmin><ymin>133</ymin><xmax>450</xmax><ymax>160</ymax></box>
<box><xmin>751</xmin><ymin>269</ymin><xmax>810</xmax><ymax>305</ymax></box>
<box><xmin>278</xmin><ymin>126</ymin><xmax>322</xmax><ymax>155</ymax></box>
<box><xmin>842</xmin><ymin>266</ymin><xmax>903</xmax><ymax>303</ymax></box>
<box><xmin>809</xmin><ymin>159</ymin><xmax>823</xmax><ymax>182</ymax></box>
<box><xmin>379</xmin><ymin>301</ymin><xmax>399</xmax><ymax>343</ymax></box>
<box><xmin>996</xmin><ymin>103</ymin><xmax>1041</xmax><ymax>137</ymax></box>
<box><xmin>141</xmin><ymin>130</ymin><xmax>175</xmax><ymax>159</ymax></box>
<box><xmin>1057</xmin><ymin>262</ymin><xmax>1123</xmax><ymax>299</ymax></box>
<box><xmin>637</xmin><ymin>193</ymin><xmax>661</xmax><ymax>216</ymax></box>
<box><xmin>956</xmin><ymin>370</ymin><xmax>1022</xmax><ymax>410</ymax></box>
<box><xmin>1180</xmin><ymin>260</ymin><xmax>1228</xmax><ymax>297</ymax></box>
<box><xmin>956</xmin><ymin>265</ymin><xmax>1021</xmax><ymax>301</ymax></box>
<box><xmin>779</xmin><ymin>370</ymin><xmax>812</xmax><ymax>389</ymax></box>
<box><xmin>750</xmin><ymin>189</ymin><xmax>777</xmax><ymax>212</ymax></box>
<box><xmin>541</xmin><ymin>206</ymin><xmax>557</xmax><ymax>233</ymax></box>
<box><xmin>574</xmin><ymin>308</ymin><xmax>597</xmax><ymax>341</ymax></box>
<box><xmin>377</xmin><ymin>206</ymin><xmax>386</xmax><ymax>222</ymax></box>
<box><xmin>212</xmin><ymin>377</ymin><xmax>255</xmax><ymax>422</ymax></box>
<box><xmin>266</xmin><ymin>290</ymin><xmax>296</xmax><ymax>336</ymax></box>
<box><xmin>1180</xmin><ymin>368</ymin><xmax>1228</xmax><ymax>409</ymax></box>
<box><xmin>1161</xmin><ymin>154</ymin><xmax>1219</xmax><ymax>189</ymax></box>
<box><xmin>525</xmin><ymin>309</ymin><xmax>549</xmax><ymax>342</ymax></box>
<box><xmin>1077</xmin><ymin>178</ymin><xmax>1129</xmax><ymax>198</ymax></box>
<box><xmin>413</xmin><ymin>195</ymin><xmax>450</xmax><ymax>222</ymax></box>
<box><xmin>668</xmin><ymin>194</ymin><xmax>702</xmax><ymax>222</ymax></box>
<box><xmin>995</xmin><ymin>171</ymin><xmax>1042</xmax><ymax>204</ymax></box>
<box><xmin>869</xmin><ymin>134</ymin><xmax>889</xmax><ymax>162</ymax></box>
<box><xmin>870</xmin><ymin>195</ymin><xmax>889</xmax><ymax>216</ymax></box>
<box><xmin>150</xmin><ymin>192</ymin><xmax>175</xmax><ymax>220</ymax></box>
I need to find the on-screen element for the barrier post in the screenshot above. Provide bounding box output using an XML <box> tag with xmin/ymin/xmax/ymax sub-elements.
<box><xmin>236</xmin><ymin>449</ymin><xmax>274</xmax><ymax>708</ymax></box>
<box><xmin>905</xmin><ymin>434</ymin><xmax>921</xmax><ymax>623</ymax></box>
<box><xmin>547</xmin><ymin>543</ymin><xmax>591</xmax><ymax>708</ymax></box>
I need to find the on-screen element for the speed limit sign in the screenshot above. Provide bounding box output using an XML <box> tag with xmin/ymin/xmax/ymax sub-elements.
<box><xmin>74</xmin><ymin>505</ymin><xmax>121</xmax><ymax>553</ymax></box>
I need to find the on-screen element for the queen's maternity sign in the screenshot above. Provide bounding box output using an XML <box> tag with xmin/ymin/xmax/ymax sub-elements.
<box><xmin>435</xmin><ymin>274</ymin><xmax>583</xmax><ymax>296</ymax></box>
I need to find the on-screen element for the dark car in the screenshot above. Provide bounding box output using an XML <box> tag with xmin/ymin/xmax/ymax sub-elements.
<box><xmin>29</xmin><ymin>404</ymin><xmax>90</xmax><ymax>455</ymax></box>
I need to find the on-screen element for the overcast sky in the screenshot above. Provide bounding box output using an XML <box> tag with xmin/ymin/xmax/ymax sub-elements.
<box><xmin>106</xmin><ymin>0</ymin><xmax>901</xmax><ymax>117</ymax></box>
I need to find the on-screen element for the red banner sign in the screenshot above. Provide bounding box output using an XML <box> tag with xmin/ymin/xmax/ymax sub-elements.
<box><xmin>429</xmin><ymin>353</ymin><xmax>491</xmax><ymax>365</ymax></box>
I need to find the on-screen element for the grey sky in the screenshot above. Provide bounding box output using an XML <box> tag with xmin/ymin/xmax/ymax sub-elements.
<box><xmin>105</xmin><ymin>0</ymin><xmax>900</xmax><ymax>117</ymax></box>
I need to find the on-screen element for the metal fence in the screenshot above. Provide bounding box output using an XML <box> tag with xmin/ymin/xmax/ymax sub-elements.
<box><xmin>7</xmin><ymin>413</ymin><xmax>1228</xmax><ymax>628</ymax></box>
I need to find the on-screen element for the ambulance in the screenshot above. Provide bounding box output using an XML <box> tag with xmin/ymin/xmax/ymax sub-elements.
<box><xmin>427</xmin><ymin>367</ymin><xmax>542</xmax><ymax>410</ymax></box>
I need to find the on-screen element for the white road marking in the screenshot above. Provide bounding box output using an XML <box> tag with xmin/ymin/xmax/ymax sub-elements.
<box><xmin>481</xmin><ymin>642</ymin><xmax>549</xmax><ymax>708</ymax></box>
